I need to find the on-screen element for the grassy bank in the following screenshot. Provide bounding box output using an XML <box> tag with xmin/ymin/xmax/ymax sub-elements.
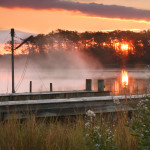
<box><xmin>0</xmin><ymin>98</ymin><xmax>149</xmax><ymax>150</ymax></box>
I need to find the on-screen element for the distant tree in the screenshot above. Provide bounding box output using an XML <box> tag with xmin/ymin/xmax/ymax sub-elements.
<box><xmin>17</xmin><ymin>29</ymin><xmax>150</xmax><ymax>66</ymax></box>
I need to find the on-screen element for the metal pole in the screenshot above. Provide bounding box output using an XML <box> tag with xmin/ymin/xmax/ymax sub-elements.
<box><xmin>50</xmin><ymin>83</ymin><xmax>53</xmax><ymax>92</ymax></box>
<box><xmin>11</xmin><ymin>28</ymin><xmax>15</xmax><ymax>93</ymax></box>
<box><xmin>30</xmin><ymin>81</ymin><xmax>32</xmax><ymax>93</ymax></box>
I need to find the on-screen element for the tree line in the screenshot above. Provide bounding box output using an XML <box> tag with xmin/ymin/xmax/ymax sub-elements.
<box><xmin>4</xmin><ymin>29</ymin><xmax>150</xmax><ymax>67</ymax></box>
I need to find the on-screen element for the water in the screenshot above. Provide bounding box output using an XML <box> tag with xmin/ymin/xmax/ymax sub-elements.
<box><xmin>0</xmin><ymin>68</ymin><xmax>150</xmax><ymax>95</ymax></box>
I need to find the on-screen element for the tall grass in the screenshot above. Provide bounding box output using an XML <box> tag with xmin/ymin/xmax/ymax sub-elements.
<box><xmin>0</xmin><ymin>114</ymin><xmax>138</xmax><ymax>150</ymax></box>
<box><xmin>0</xmin><ymin>115</ymin><xmax>89</xmax><ymax>150</ymax></box>
<box><xmin>113</xmin><ymin>113</ymin><xmax>138</xmax><ymax>150</ymax></box>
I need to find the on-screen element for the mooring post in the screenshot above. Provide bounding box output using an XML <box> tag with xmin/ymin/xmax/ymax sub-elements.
<box><xmin>50</xmin><ymin>83</ymin><xmax>53</xmax><ymax>92</ymax></box>
<box><xmin>86</xmin><ymin>79</ymin><xmax>92</xmax><ymax>91</ymax></box>
<box><xmin>98</xmin><ymin>80</ymin><xmax>104</xmax><ymax>92</ymax></box>
<box><xmin>30</xmin><ymin>81</ymin><xmax>32</xmax><ymax>93</ymax></box>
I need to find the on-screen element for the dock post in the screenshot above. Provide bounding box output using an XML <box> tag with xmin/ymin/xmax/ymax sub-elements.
<box><xmin>86</xmin><ymin>79</ymin><xmax>92</xmax><ymax>91</ymax></box>
<box><xmin>30</xmin><ymin>81</ymin><xmax>32</xmax><ymax>93</ymax></box>
<box><xmin>98</xmin><ymin>80</ymin><xmax>104</xmax><ymax>92</ymax></box>
<box><xmin>50</xmin><ymin>83</ymin><xmax>53</xmax><ymax>92</ymax></box>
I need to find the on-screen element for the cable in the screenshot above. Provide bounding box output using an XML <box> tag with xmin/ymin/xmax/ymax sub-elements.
<box><xmin>14</xmin><ymin>35</ymin><xmax>24</xmax><ymax>41</ymax></box>
<box><xmin>6</xmin><ymin>55</ymin><xmax>11</xmax><ymax>93</ymax></box>
<box><xmin>15</xmin><ymin>43</ymin><xmax>31</xmax><ymax>92</ymax></box>
<box><xmin>16</xmin><ymin>44</ymin><xmax>48</xmax><ymax>92</ymax></box>
<box><xmin>15</xmin><ymin>44</ymin><xmax>30</xmax><ymax>91</ymax></box>
<box><xmin>32</xmin><ymin>66</ymin><xmax>48</xmax><ymax>91</ymax></box>
<box><xmin>29</xmin><ymin>60</ymin><xmax>48</xmax><ymax>91</ymax></box>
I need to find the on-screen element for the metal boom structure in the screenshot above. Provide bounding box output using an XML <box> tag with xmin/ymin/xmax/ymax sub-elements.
<box><xmin>10</xmin><ymin>28</ymin><xmax>33</xmax><ymax>93</ymax></box>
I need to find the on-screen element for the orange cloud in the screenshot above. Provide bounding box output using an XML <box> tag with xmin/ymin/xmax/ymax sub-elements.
<box><xmin>0</xmin><ymin>0</ymin><xmax>150</xmax><ymax>22</ymax></box>
<box><xmin>0</xmin><ymin>7</ymin><xmax>149</xmax><ymax>34</ymax></box>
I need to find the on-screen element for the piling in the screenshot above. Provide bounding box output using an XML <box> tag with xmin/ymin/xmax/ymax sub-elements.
<box><xmin>30</xmin><ymin>81</ymin><xmax>32</xmax><ymax>93</ymax></box>
<box><xmin>98</xmin><ymin>80</ymin><xmax>104</xmax><ymax>92</ymax></box>
<box><xmin>86</xmin><ymin>79</ymin><xmax>92</xmax><ymax>91</ymax></box>
<box><xmin>50</xmin><ymin>83</ymin><xmax>53</xmax><ymax>92</ymax></box>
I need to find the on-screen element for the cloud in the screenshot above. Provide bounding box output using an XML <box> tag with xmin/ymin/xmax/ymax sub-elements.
<box><xmin>0</xmin><ymin>0</ymin><xmax>150</xmax><ymax>22</ymax></box>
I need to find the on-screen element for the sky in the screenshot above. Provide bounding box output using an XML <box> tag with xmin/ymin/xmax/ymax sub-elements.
<box><xmin>0</xmin><ymin>0</ymin><xmax>150</xmax><ymax>34</ymax></box>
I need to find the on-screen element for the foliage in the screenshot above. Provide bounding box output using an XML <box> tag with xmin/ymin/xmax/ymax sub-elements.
<box><xmin>85</xmin><ymin>114</ymin><xmax>117</xmax><ymax>150</ymax></box>
<box><xmin>4</xmin><ymin>29</ymin><xmax>150</xmax><ymax>67</ymax></box>
<box><xmin>29</xmin><ymin>29</ymin><xmax>150</xmax><ymax>66</ymax></box>
<box><xmin>129</xmin><ymin>98</ymin><xmax>150</xmax><ymax>150</ymax></box>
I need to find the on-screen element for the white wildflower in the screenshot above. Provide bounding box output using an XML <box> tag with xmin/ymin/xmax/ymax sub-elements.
<box><xmin>137</xmin><ymin>99</ymin><xmax>149</xmax><ymax>111</ymax></box>
<box><xmin>113</xmin><ymin>98</ymin><xmax>120</xmax><ymax>105</ymax></box>
<box><xmin>145</xmin><ymin>130</ymin><xmax>149</xmax><ymax>133</ymax></box>
<box><xmin>85</xmin><ymin>122</ymin><xmax>90</xmax><ymax>128</ymax></box>
<box><xmin>144</xmin><ymin>106</ymin><xmax>148</xmax><ymax>111</ymax></box>
<box><xmin>86</xmin><ymin>110</ymin><xmax>96</xmax><ymax>117</ymax></box>
<box><xmin>144</xmin><ymin>99</ymin><xmax>149</xmax><ymax>102</ymax></box>
<box><xmin>137</xmin><ymin>101</ymin><xmax>144</xmax><ymax>107</ymax></box>
<box><xmin>97</xmin><ymin>132</ymin><xmax>101</xmax><ymax>138</ymax></box>
<box><xmin>94</xmin><ymin>126</ymin><xmax>100</xmax><ymax>131</ymax></box>
<box><xmin>95</xmin><ymin>144</ymin><xmax>100</xmax><ymax>148</ymax></box>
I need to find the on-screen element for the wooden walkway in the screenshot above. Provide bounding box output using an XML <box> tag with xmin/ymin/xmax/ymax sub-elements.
<box><xmin>0</xmin><ymin>94</ymin><xmax>149</xmax><ymax>120</ymax></box>
<box><xmin>0</xmin><ymin>90</ymin><xmax>110</xmax><ymax>101</ymax></box>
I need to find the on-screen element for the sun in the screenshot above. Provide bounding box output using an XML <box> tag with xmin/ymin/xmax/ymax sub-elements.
<box><xmin>121</xmin><ymin>44</ymin><xmax>129</xmax><ymax>51</ymax></box>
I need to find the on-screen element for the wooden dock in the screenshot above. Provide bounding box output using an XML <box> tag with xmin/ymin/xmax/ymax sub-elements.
<box><xmin>0</xmin><ymin>94</ymin><xmax>149</xmax><ymax>120</ymax></box>
<box><xmin>0</xmin><ymin>90</ymin><xmax>110</xmax><ymax>101</ymax></box>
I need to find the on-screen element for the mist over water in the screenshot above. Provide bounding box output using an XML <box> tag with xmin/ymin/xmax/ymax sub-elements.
<box><xmin>0</xmin><ymin>50</ymin><xmax>150</xmax><ymax>95</ymax></box>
